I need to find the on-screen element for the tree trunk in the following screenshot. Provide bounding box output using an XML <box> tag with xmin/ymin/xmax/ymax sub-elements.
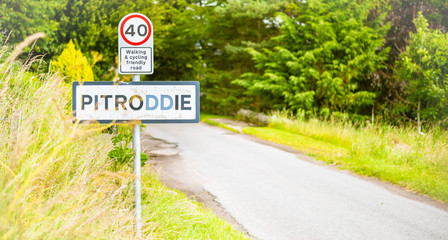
<box><xmin>371</xmin><ymin>105</ymin><xmax>375</xmax><ymax>124</ymax></box>
<box><xmin>417</xmin><ymin>99</ymin><xmax>422</xmax><ymax>134</ymax></box>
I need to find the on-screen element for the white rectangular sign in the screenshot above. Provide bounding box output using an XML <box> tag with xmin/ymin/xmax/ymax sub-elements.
<box><xmin>118</xmin><ymin>13</ymin><xmax>154</xmax><ymax>74</ymax></box>
<box><xmin>120</xmin><ymin>47</ymin><xmax>152</xmax><ymax>73</ymax></box>
<box><xmin>72</xmin><ymin>81</ymin><xmax>199</xmax><ymax>123</ymax></box>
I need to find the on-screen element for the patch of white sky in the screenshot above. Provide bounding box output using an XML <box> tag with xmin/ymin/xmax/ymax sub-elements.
<box><xmin>193</xmin><ymin>0</ymin><xmax>218</xmax><ymax>7</ymax></box>
<box><xmin>263</xmin><ymin>15</ymin><xmax>283</xmax><ymax>28</ymax></box>
<box><xmin>188</xmin><ymin>0</ymin><xmax>218</xmax><ymax>19</ymax></box>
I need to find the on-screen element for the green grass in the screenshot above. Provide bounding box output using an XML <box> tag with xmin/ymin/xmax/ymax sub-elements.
<box><xmin>243</xmin><ymin>112</ymin><xmax>448</xmax><ymax>203</ymax></box>
<box><xmin>0</xmin><ymin>54</ymin><xmax>248</xmax><ymax>238</ymax></box>
<box><xmin>243</xmin><ymin>127</ymin><xmax>348</xmax><ymax>162</ymax></box>
<box><xmin>201</xmin><ymin>113</ymin><xmax>240</xmax><ymax>133</ymax></box>
<box><xmin>141</xmin><ymin>173</ymin><xmax>247</xmax><ymax>239</ymax></box>
<box><xmin>200</xmin><ymin>113</ymin><xmax>233</xmax><ymax>121</ymax></box>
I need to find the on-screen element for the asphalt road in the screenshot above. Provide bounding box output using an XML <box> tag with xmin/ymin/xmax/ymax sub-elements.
<box><xmin>144</xmin><ymin>123</ymin><xmax>448</xmax><ymax>240</ymax></box>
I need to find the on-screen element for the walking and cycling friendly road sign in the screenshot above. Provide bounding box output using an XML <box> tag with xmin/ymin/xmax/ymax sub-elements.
<box><xmin>118</xmin><ymin>13</ymin><xmax>154</xmax><ymax>74</ymax></box>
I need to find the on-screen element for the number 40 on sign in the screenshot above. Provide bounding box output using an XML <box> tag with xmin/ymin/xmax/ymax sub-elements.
<box><xmin>118</xmin><ymin>13</ymin><xmax>154</xmax><ymax>74</ymax></box>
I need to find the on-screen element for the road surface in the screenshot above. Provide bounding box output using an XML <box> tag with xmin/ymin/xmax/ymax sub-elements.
<box><xmin>144</xmin><ymin>123</ymin><xmax>448</xmax><ymax>240</ymax></box>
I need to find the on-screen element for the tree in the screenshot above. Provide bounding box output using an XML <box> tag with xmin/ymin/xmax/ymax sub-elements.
<box><xmin>198</xmin><ymin>0</ymin><xmax>286</xmax><ymax>114</ymax></box>
<box><xmin>55</xmin><ymin>0</ymin><xmax>174</xmax><ymax>80</ymax></box>
<box><xmin>235</xmin><ymin>0</ymin><xmax>389</xmax><ymax>115</ymax></box>
<box><xmin>55</xmin><ymin>0</ymin><xmax>209</xmax><ymax>81</ymax></box>
<box><xmin>0</xmin><ymin>0</ymin><xmax>63</xmax><ymax>55</ymax></box>
<box><xmin>375</xmin><ymin>0</ymin><xmax>448</xmax><ymax>119</ymax></box>
<box><xmin>396</xmin><ymin>13</ymin><xmax>448</xmax><ymax>132</ymax></box>
<box><xmin>51</xmin><ymin>39</ymin><xmax>94</xmax><ymax>82</ymax></box>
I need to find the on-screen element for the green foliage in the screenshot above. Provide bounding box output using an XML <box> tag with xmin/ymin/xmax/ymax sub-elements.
<box><xmin>56</xmin><ymin>0</ymin><xmax>170</xmax><ymax>80</ymax></box>
<box><xmin>243</xmin><ymin>113</ymin><xmax>448</xmax><ymax>202</ymax></box>
<box><xmin>0</xmin><ymin>57</ymin><xmax>248</xmax><ymax>239</ymax></box>
<box><xmin>150</xmin><ymin>0</ymin><xmax>209</xmax><ymax>81</ymax></box>
<box><xmin>4</xmin><ymin>0</ymin><xmax>448</xmax><ymax>123</ymax></box>
<box><xmin>396</xmin><ymin>12</ymin><xmax>448</xmax><ymax>122</ymax></box>
<box><xmin>235</xmin><ymin>0</ymin><xmax>390</xmax><ymax>116</ymax></box>
<box><xmin>141</xmin><ymin>173</ymin><xmax>249</xmax><ymax>240</ymax></box>
<box><xmin>51</xmin><ymin>40</ymin><xmax>94</xmax><ymax>82</ymax></box>
<box><xmin>132</xmin><ymin>0</ymin><xmax>288</xmax><ymax>114</ymax></box>
<box><xmin>108</xmin><ymin>127</ymin><xmax>149</xmax><ymax>169</ymax></box>
<box><xmin>0</xmin><ymin>55</ymin><xmax>137</xmax><ymax>238</ymax></box>
<box><xmin>385</xmin><ymin>0</ymin><xmax>448</xmax><ymax>64</ymax></box>
<box><xmin>0</xmin><ymin>0</ymin><xmax>63</xmax><ymax>54</ymax></box>
<box><xmin>197</xmin><ymin>0</ymin><xmax>287</xmax><ymax>114</ymax></box>
<box><xmin>335</xmin><ymin>0</ymin><xmax>448</xmax><ymax>121</ymax></box>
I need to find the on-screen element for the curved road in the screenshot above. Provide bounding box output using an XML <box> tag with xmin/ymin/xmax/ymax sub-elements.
<box><xmin>145</xmin><ymin>123</ymin><xmax>448</xmax><ymax>240</ymax></box>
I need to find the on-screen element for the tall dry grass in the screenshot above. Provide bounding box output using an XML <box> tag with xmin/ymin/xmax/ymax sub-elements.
<box><xmin>0</xmin><ymin>42</ymin><xmax>250</xmax><ymax>240</ymax></box>
<box><xmin>0</xmin><ymin>48</ymin><xmax>135</xmax><ymax>239</ymax></box>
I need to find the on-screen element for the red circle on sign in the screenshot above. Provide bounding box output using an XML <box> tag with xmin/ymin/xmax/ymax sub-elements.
<box><xmin>120</xmin><ymin>14</ymin><xmax>152</xmax><ymax>46</ymax></box>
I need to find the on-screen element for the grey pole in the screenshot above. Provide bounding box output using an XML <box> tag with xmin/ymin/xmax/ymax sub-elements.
<box><xmin>132</xmin><ymin>74</ymin><xmax>142</xmax><ymax>237</ymax></box>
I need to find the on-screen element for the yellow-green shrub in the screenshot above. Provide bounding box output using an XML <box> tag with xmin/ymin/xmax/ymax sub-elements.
<box><xmin>52</xmin><ymin>40</ymin><xmax>94</xmax><ymax>82</ymax></box>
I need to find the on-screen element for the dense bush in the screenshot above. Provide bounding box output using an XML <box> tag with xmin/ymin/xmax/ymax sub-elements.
<box><xmin>51</xmin><ymin>40</ymin><xmax>94</xmax><ymax>82</ymax></box>
<box><xmin>396</xmin><ymin>13</ymin><xmax>448</xmax><ymax>131</ymax></box>
<box><xmin>3</xmin><ymin>0</ymin><xmax>448</xmax><ymax>124</ymax></box>
<box><xmin>235</xmin><ymin>0</ymin><xmax>389</xmax><ymax>116</ymax></box>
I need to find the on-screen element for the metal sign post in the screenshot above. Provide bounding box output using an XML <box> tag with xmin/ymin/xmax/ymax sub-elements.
<box><xmin>118</xmin><ymin>12</ymin><xmax>153</xmax><ymax>237</ymax></box>
<box><xmin>132</xmin><ymin>74</ymin><xmax>142</xmax><ymax>237</ymax></box>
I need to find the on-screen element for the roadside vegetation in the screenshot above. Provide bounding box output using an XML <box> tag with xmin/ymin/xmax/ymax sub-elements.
<box><xmin>200</xmin><ymin>114</ymin><xmax>240</xmax><ymax>133</ymax></box>
<box><xmin>5</xmin><ymin>0</ymin><xmax>448</xmax><ymax>123</ymax></box>
<box><xmin>201</xmin><ymin>111</ymin><xmax>448</xmax><ymax>203</ymax></box>
<box><xmin>0</xmin><ymin>50</ymin><xmax>248</xmax><ymax>239</ymax></box>
<box><xmin>242</xmin><ymin>112</ymin><xmax>448</xmax><ymax>203</ymax></box>
<box><xmin>3</xmin><ymin>0</ymin><xmax>448</xmax><ymax>236</ymax></box>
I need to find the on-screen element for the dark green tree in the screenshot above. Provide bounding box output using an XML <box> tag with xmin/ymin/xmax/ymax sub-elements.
<box><xmin>55</xmin><ymin>0</ymin><xmax>216</xmax><ymax>82</ymax></box>
<box><xmin>377</xmin><ymin>0</ymin><xmax>448</xmax><ymax>114</ymax></box>
<box><xmin>55</xmin><ymin>0</ymin><xmax>178</xmax><ymax>80</ymax></box>
<box><xmin>198</xmin><ymin>0</ymin><xmax>286</xmax><ymax>114</ymax></box>
<box><xmin>0</xmin><ymin>0</ymin><xmax>64</xmax><ymax>55</ymax></box>
<box><xmin>396</xmin><ymin>13</ymin><xmax>448</xmax><ymax>132</ymax></box>
<box><xmin>235</xmin><ymin>0</ymin><xmax>390</xmax><ymax>116</ymax></box>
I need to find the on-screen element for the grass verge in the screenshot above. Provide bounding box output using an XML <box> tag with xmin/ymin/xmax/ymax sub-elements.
<box><xmin>141</xmin><ymin>173</ymin><xmax>247</xmax><ymax>239</ymax></box>
<box><xmin>201</xmin><ymin>113</ymin><xmax>240</xmax><ymax>133</ymax></box>
<box><xmin>243</xmin><ymin>113</ymin><xmax>448</xmax><ymax>203</ymax></box>
<box><xmin>0</xmin><ymin>56</ymin><xmax>248</xmax><ymax>238</ymax></box>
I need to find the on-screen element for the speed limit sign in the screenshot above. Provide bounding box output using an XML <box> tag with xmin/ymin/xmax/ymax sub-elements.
<box><xmin>118</xmin><ymin>13</ymin><xmax>154</xmax><ymax>74</ymax></box>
